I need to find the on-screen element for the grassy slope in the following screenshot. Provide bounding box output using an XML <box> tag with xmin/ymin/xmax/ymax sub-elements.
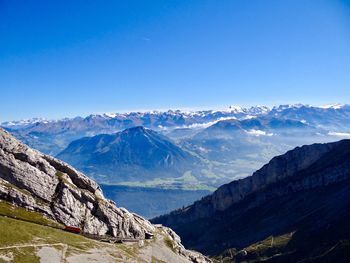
<box><xmin>0</xmin><ymin>215</ymin><xmax>97</xmax><ymax>263</ymax></box>
<box><xmin>0</xmin><ymin>215</ymin><xmax>167</xmax><ymax>263</ymax></box>
<box><xmin>0</xmin><ymin>202</ymin><xmax>187</xmax><ymax>263</ymax></box>
<box><xmin>0</xmin><ymin>201</ymin><xmax>63</xmax><ymax>229</ymax></box>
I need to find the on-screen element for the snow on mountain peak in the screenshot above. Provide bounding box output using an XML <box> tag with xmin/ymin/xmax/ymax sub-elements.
<box><xmin>2</xmin><ymin>103</ymin><xmax>347</xmax><ymax>131</ymax></box>
<box><xmin>247</xmin><ymin>105</ymin><xmax>270</xmax><ymax>115</ymax></box>
<box><xmin>1</xmin><ymin>118</ymin><xmax>51</xmax><ymax>128</ymax></box>
<box><xmin>318</xmin><ymin>103</ymin><xmax>345</xmax><ymax>110</ymax></box>
<box><xmin>272</xmin><ymin>103</ymin><xmax>308</xmax><ymax>112</ymax></box>
<box><xmin>228</xmin><ymin>105</ymin><xmax>244</xmax><ymax>113</ymax></box>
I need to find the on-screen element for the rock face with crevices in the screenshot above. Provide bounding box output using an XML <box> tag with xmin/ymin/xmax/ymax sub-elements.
<box><xmin>154</xmin><ymin>140</ymin><xmax>346</xmax><ymax>226</ymax></box>
<box><xmin>0</xmin><ymin>128</ymin><xmax>210</xmax><ymax>263</ymax></box>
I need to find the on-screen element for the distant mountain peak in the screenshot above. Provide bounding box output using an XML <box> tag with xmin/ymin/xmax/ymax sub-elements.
<box><xmin>56</xmin><ymin>126</ymin><xmax>199</xmax><ymax>184</ymax></box>
<box><xmin>125</xmin><ymin>125</ymin><xmax>148</xmax><ymax>132</ymax></box>
<box><xmin>228</xmin><ymin>105</ymin><xmax>244</xmax><ymax>113</ymax></box>
<box><xmin>272</xmin><ymin>103</ymin><xmax>308</xmax><ymax>112</ymax></box>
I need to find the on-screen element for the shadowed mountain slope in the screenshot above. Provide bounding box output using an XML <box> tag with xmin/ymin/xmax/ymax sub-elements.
<box><xmin>153</xmin><ymin>140</ymin><xmax>350</xmax><ymax>262</ymax></box>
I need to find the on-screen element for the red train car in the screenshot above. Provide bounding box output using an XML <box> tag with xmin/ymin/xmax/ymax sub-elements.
<box><xmin>64</xmin><ymin>226</ymin><xmax>81</xmax><ymax>234</ymax></box>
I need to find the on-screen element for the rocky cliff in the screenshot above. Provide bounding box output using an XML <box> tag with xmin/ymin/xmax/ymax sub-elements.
<box><xmin>153</xmin><ymin>139</ymin><xmax>350</xmax><ymax>261</ymax></box>
<box><xmin>0</xmin><ymin>128</ymin><xmax>210</xmax><ymax>263</ymax></box>
<box><xmin>155</xmin><ymin>140</ymin><xmax>344</xmax><ymax>224</ymax></box>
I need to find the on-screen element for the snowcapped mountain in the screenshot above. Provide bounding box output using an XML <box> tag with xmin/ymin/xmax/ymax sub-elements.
<box><xmin>3</xmin><ymin>103</ymin><xmax>348</xmax><ymax>130</ymax></box>
<box><xmin>268</xmin><ymin>104</ymin><xmax>350</xmax><ymax>130</ymax></box>
<box><xmin>1</xmin><ymin>118</ymin><xmax>53</xmax><ymax>129</ymax></box>
<box><xmin>2</xmin><ymin>103</ymin><xmax>350</xmax><ymax>157</ymax></box>
<box><xmin>314</xmin><ymin>103</ymin><xmax>345</xmax><ymax>109</ymax></box>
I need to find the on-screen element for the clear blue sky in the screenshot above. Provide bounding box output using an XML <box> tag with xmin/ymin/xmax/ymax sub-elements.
<box><xmin>1</xmin><ymin>0</ymin><xmax>350</xmax><ymax>122</ymax></box>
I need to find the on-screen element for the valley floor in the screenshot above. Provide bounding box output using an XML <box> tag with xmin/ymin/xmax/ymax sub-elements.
<box><xmin>101</xmin><ymin>185</ymin><xmax>211</xmax><ymax>218</ymax></box>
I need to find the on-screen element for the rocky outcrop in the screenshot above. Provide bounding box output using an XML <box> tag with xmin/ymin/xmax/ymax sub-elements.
<box><xmin>0</xmin><ymin>128</ymin><xmax>210</xmax><ymax>263</ymax></box>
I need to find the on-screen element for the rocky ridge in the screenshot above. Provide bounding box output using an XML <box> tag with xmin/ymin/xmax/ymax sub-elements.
<box><xmin>152</xmin><ymin>139</ymin><xmax>350</xmax><ymax>256</ymax></box>
<box><xmin>156</xmin><ymin>140</ymin><xmax>342</xmax><ymax>224</ymax></box>
<box><xmin>0</xmin><ymin>128</ymin><xmax>210</xmax><ymax>263</ymax></box>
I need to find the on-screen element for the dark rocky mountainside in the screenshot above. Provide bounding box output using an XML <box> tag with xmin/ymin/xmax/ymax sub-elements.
<box><xmin>153</xmin><ymin>139</ymin><xmax>350</xmax><ymax>262</ymax></box>
<box><xmin>0</xmin><ymin>128</ymin><xmax>210</xmax><ymax>263</ymax></box>
<box><xmin>56</xmin><ymin>126</ymin><xmax>202</xmax><ymax>184</ymax></box>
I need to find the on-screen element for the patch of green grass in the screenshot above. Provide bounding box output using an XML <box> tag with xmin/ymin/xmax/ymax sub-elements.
<box><xmin>0</xmin><ymin>213</ymin><xmax>169</xmax><ymax>262</ymax></box>
<box><xmin>164</xmin><ymin>237</ymin><xmax>177</xmax><ymax>253</ymax></box>
<box><xmin>114</xmin><ymin>243</ymin><xmax>152</xmax><ymax>263</ymax></box>
<box><xmin>0</xmin><ymin>201</ymin><xmax>62</xmax><ymax>229</ymax></box>
<box><xmin>0</xmin><ymin>216</ymin><xmax>107</xmax><ymax>262</ymax></box>
<box><xmin>213</xmin><ymin>232</ymin><xmax>294</xmax><ymax>263</ymax></box>
<box><xmin>0</xmin><ymin>248</ymin><xmax>39</xmax><ymax>263</ymax></box>
<box><xmin>55</xmin><ymin>171</ymin><xmax>76</xmax><ymax>189</ymax></box>
<box><xmin>245</xmin><ymin>232</ymin><xmax>293</xmax><ymax>253</ymax></box>
<box><xmin>0</xmin><ymin>180</ymin><xmax>32</xmax><ymax>197</ymax></box>
<box><xmin>55</xmin><ymin>171</ymin><xmax>64</xmax><ymax>180</ymax></box>
<box><xmin>0</xmin><ymin>215</ymin><xmax>96</xmax><ymax>249</ymax></box>
<box><xmin>117</xmin><ymin>243</ymin><xmax>139</xmax><ymax>258</ymax></box>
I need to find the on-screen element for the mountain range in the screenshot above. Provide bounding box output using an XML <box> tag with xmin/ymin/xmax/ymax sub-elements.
<box><xmin>3</xmin><ymin>104</ymin><xmax>349</xmax><ymax>156</ymax></box>
<box><xmin>1</xmin><ymin>106</ymin><xmax>269</xmax><ymax>156</ymax></box>
<box><xmin>181</xmin><ymin>116</ymin><xmax>317</xmax><ymax>162</ymax></box>
<box><xmin>2</xmin><ymin>104</ymin><xmax>350</xmax><ymax>217</ymax></box>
